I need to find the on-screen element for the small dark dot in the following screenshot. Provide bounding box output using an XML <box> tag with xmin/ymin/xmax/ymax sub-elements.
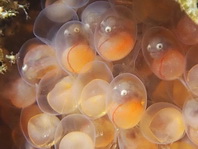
<box><xmin>0</xmin><ymin>61</ymin><xmax>3</xmax><ymax>66</ymax></box>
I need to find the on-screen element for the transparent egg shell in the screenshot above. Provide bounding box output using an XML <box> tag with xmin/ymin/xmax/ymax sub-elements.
<box><xmin>140</xmin><ymin>102</ymin><xmax>185</xmax><ymax>144</ymax></box>
<box><xmin>142</xmin><ymin>26</ymin><xmax>185</xmax><ymax>80</ymax></box>
<box><xmin>81</xmin><ymin>1</ymin><xmax>111</xmax><ymax>32</ymax></box>
<box><xmin>17</xmin><ymin>38</ymin><xmax>59</xmax><ymax>86</ymax></box>
<box><xmin>54</xmin><ymin>20</ymin><xmax>96</xmax><ymax>73</ymax></box>
<box><xmin>72</xmin><ymin>60</ymin><xmax>113</xmax><ymax>107</ymax></box>
<box><xmin>184</xmin><ymin>45</ymin><xmax>198</xmax><ymax>96</ymax></box>
<box><xmin>20</xmin><ymin>104</ymin><xmax>60</xmax><ymax>148</ymax></box>
<box><xmin>175</xmin><ymin>14</ymin><xmax>198</xmax><ymax>45</ymax></box>
<box><xmin>33</xmin><ymin>3</ymin><xmax>79</xmax><ymax>45</ymax></box>
<box><xmin>78</xmin><ymin>79</ymin><xmax>110</xmax><ymax>119</ymax></box>
<box><xmin>54</xmin><ymin>114</ymin><xmax>95</xmax><ymax>149</ymax></box>
<box><xmin>107</xmin><ymin>73</ymin><xmax>147</xmax><ymax>129</ymax></box>
<box><xmin>36</xmin><ymin>70</ymin><xmax>77</xmax><ymax>115</ymax></box>
<box><xmin>94</xmin><ymin>5</ymin><xmax>137</xmax><ymax>61</ymax></box>
<box><xmin>93</xmin><ymin>116</ymin><xmax>116</xmax><ymax>148</ymax></box>
<box><xmin>118</xmin><ymin>126</ymin><xmax>158</xmax><ymax>149</ymax></box>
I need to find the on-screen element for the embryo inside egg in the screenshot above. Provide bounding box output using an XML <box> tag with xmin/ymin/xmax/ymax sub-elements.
<box><xmin>11</xmin><ymin>0</ymin><xmax>198</xmax><ymax>148</ymax></box>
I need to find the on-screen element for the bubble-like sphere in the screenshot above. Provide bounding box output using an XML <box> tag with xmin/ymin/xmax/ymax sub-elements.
<box><xmin>20</xmin><ymin>104</ymin><xmax>60</xmax><ymax>148</ymax></box>
<box><xmin>37</xmin><ymin>70</ymin><xmax>76</xmax><ymax>115</ymax></box>
<box><xmin>175</xmin><ymin>14</ymin><xmax>198</xmax><ymax>45</ymax></box>
<box><xmin>55</xmin><ymin>21</ymin><xmax>95</xmax><ymax>73</ymax></box>
<box><xmin>94</xmin><ymin>5</ymin><xmax>137</xmax><ymax>61</ymax></box>
<box><xmin>182</xmin><ymin>99</ymin><xmax>198</xmax><ymax>146</ymax></box>
<box><xmin>54</xmin><ymin>114</ymin><xmax>95</xmax><ymax>149</ymax></box>
<box><xmin>81</xmin><ymin>1</ymin><xmax>111</xmax><ymax>32</ymax></box>
<box><xmin>79</xmin><ymin>79</ymin><xmax>109</xmax><ymax>119</ymax></box>
<box><xmin>140</xmin><ymin>102</ymin><xmax>185</xmax><ymax>144</ymax></box>
<box><xmin>118</xmin><ymin>126</ymin><xmax>158</xmax><ymax>149</ymax></box>
<box><xmin>34</xmin><ymin>3</ymin><xmax>78</xmax><ymax>45</ymax></box>
<box><xmin>107</xmin><ymin>73</ymin><xmax>147</xmax><ymax>129</ymax></box>
<box><xmin>184</xmin><ymin>45</ymin><xmax>198</xmax><ymax>96</ymax></box>
<box><xmin>17</xmin><ymin>38</ymin><xmax>59</xmax><ymax>86</ymax></box>
<box><xmin>142</xmin><ymin>26</ymin><xmax>185</xmax><ymax>80</ymax></box>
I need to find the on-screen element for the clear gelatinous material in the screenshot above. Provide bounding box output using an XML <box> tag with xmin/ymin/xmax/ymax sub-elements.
<box><xmin>33</xmin><ymin>3</ymin><xmax>78</xmax><ymax>45</ymax></box>
<box><xmin>175</xmin><ymin>14</ymin><xmax>198</xmax><ymax>45</ymax></box>
<box><xmin>93</xmin><ymin>116</ymin><xmax>115</xmax><ymax>148</ymax></box>
<box><xmin>142</xmin><ymin>26</ymin><xmax>185</xmax><ymax>80</ymax></box>
<box><xmin>118</xmin><ymin>126</ymin><xmax>158</xmax><ymax>149</ymax></box>
<box><xmin>182</xmin><ymin>99</ymin><xmax>198</xmax><ymax>146</ymax></box>
<box><xmin>55</xmin><ymin>21</ymin><xmax>95</xmax><ymax>73</ymax></box>
<box><xmin>79</xmin><ymin>79</ymin><xmax>109</xmax><ymax>119</ymax></box>
<box><xmin>72</xmin><ymin>60</ymin><xmax>113</xmax><ymax>106</ymax></box>
<box><xmin>140</xmin><ymin>102</ymin><xmax>185</xmax><ymax>144</ymax></box>
<box><xmin>7</xmin><ymin>78</ymin><xmax>36</xmax><ymax>108</ymax></box>
<box><xmin>184</xmin><ymin>45</ymin><xmax>198</xmax><ymax>96</ymax></box>
<box><xmin>107</xmin><ymin>73</ymin><xmax>147</xmax><ymax>129</ymax></box>
<box><xmin>37</xmin><ymin>70</ymin><xmax>76</xmax><ymax>115</ymax></box>
<box><xmin>20</xmin><ymin>104</ymin><xmax>60</xmax><ymax>148</ymax></box>
<box><xmin>81</xmin><ymin>1</ymin><xmax>111</xmax><ymax>32</ymax></box>
<box><xmin>17</xmin><ymin>38</ymin><xmax>59</xmax><ymax>86</ymax></box>
<box><xmin>54</xmin><ymin>114</ymin><xmax>95</xmax><ymax>149</ymax></box>
<box><xmin>94</xmin><ymin>5</ymin><xmax>137</xmax><ymax>61</ymax></box>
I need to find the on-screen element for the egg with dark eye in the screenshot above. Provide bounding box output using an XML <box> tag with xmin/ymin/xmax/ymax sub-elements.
<box><xmin>146</xmin><ymin>37</ymin><xmax>170</xmax><ymax>59</ymax></box>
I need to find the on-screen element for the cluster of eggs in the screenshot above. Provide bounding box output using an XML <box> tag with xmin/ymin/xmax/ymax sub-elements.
<box><xmin>6</xmin><ymin>0</ymin><xmax>198</xmax><ymax>148</ymax></box>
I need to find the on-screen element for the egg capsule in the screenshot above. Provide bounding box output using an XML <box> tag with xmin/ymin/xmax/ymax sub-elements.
<box><xmin>81</xmin><ymin>1</ymin><xmax>111</xmax><ymax>32</ymax></box>
<box><xmin>175</xmin><ymin>14</ymin><xmax>198</xmax><ymax>45</ymax></box>
<box><xmin>54</xmin><ymin>114</ymin><xmax>95</xmax><ymax>149</ymax></box>
<box><xmin>17</xmin><ymin>38</ymin><xmax>59</xmax><ymax>86</ymax></box>
<box><xmin>72</xmin><ymin>60</ymin><xmax>113</xmax><ymax>107</ymax></box>
<box><xmin>184</xmin><ymin>45</ymin><xmax>198</xmax><ymax>96</ymax></box>
<box><xmin>107</xmin><ymin>73</ymin><xmax>147</xmax><ymax>129</ymax></box>
<box><xmin>93</xmin><ymin>116</ymin><xmax>116</xmax><ymax>148</ymax></box>
<box><xmin>79</xmin><ymin>79</ymin><xmax>109</xmax><ymax>119</ymax></box>
<box><xmin>140</xmin><ymin>102</ymin><xmax>185</xmax><ymax>144</ymax></box>
<box><xmin>94</xmin><ymin>5</ymin><xmax>137</xmax><ymax>61</ymax></box>
<box><xmin>20</xmin><ymin>104</ymin><xmax>60</xmax><ymax>148</ymax></box>
<box><xmin>182</xmin><ymin>99</ymin><xmax>198</xmax><ymax>146</ymax></box>
<box><xmin>142</xmin><ymin>26</ymin><xmax>185</xmax><ymax>80</ymax></box>
<box><xmin>7</xmin><ymin>78</ymin><xmax>36</xmax><ymax>108</ymax></box>
<box><xmin>118</xmin><ymin>126</ymin><xmax>158</xmax><ymax>149</ymax></box>
<box><xmin>54</xmin><ymin>21</ymin><xmax>95</xmax><ymax>73</ymax></box>
<box><xmin>33</xmin><ymin>3</ymin><xmax>78</xmax><ymax>45</ymax></box>
<box><xmin>170</xmin><ymin>136</ymin><xmax>197</xmax><ymax>149</ymax></box>
<box><xmin>36</xmin><ymin>70</ymin><xmax>77</xmax><ymax>115</ymax></box>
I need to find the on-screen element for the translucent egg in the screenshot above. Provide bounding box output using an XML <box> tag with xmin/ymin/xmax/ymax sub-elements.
<box><xmin>183</xmin><ymin>99</ymin><xmax>198</xmax><ymax>130</ymax></box>
<box><xmin>54</xmin><ymin>21</ymin><xmax>95</xmax><ymax>73</ymax></box>
<box><xmin>93</xmin><ymin>116</ymin><xmax>116</xmax><ymax>148</ymax></box>
<box><xmin>94</xmin><ymin>5</ymin><xmax>137</xmax><ymax>61</ymax></box>
<box><xmin>142</xmin><ymin>26</ymin><xmax>185</xmax><ymax>80</ymax></box>
<box><xmin>20</xmin><ymin>104</ymin><xmax>60</xmax><ymax>148</ymax></box>
<box><xmin>6</xmin><ymin>78</ymin><xmax>36</xmax><ymax>108</ymax></box>
<box><xmin>184</xmin><ymin>45</ymin><xmax>198</xmax><ymax>96</ymax></box>
<box><xmin>81</xmin><ymin>1</ymin><xmax>111</xmax><ymax>32</ymax></box>
<box><xmin>175</xmin><ymin>14</ymin><xmax>198</xmax><ymax>45</ymax></box>
<box><xmin>79</xmin><ymin>79</ymin><xmax>109</xmax><ymax>119</ymax></box>
<box><xmin>140</xmin><ymin>102</ymin><xmax>185</xmax><ymax>144</ymax></box>
<box><xmin>118</xmin><ymin>126</ymin><xmax>158</xmax><ymax>149</ymax></box>
<box><xmin>17</xmin><ymin>38</ymin><xmax>59</xmax><ymax>86</ymax></box>
<box><xmin>36</xmin><ymin>70</ymin><xmax>77</xmax><ymax>115</ymax></box>
<box><xmin>54</xmin><ymin>114</ymin><xmax>95</xmax><ymax>149</ymax></box>
<box><xmin>33</xmin><ymin>3</ymin><xmax>78</xmax><ymax>45</ymax></box>
<box><xmin>170</xmin><ymin>137</ymin><xmax>197</xmax><ymax>149</ymax></box>
<box><xmin>107</xmin><ymin>73</ymin><xmax>147</xmax><ymax>129</ymax></box>
<box><xmin>182</xmin><ymin>98</ymin><xmax>198</xmax><ymax>146</ymax></box>
<box><xmin>72</xmin><ymin>60</ymin><xmax>113</xmax><ymax>107</ymax></box>
<box><xmin>61</xmin><ymin>0</ymin><xmax>89</xmax><ymax>9</ymax></box>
